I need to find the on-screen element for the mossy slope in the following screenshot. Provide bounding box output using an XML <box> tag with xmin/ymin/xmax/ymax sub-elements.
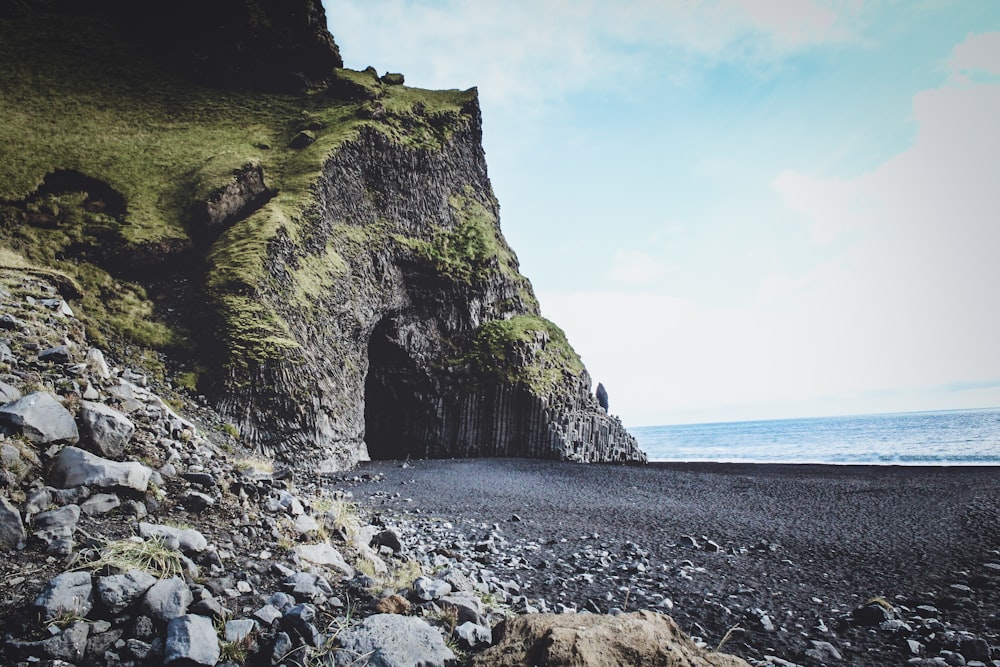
<box><xmin>0</xmin><ymin>8</ymin><xmax>475</xmax><ymax>363</ymax></box>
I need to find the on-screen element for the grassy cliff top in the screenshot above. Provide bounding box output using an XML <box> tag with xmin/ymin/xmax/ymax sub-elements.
<box><xmin>0</xmin><ymin>8</ymin><xmax>475</xmax><ymax>354</ymax></box>
<box><xmin>0</xmin><ymin>11</ymin><xmax>474</xmax><ymax>246</ymax></box>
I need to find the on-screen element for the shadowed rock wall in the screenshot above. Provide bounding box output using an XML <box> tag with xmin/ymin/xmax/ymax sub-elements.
<box><xmin>213</xmin><ymin>107</ymin><xmax>645</xmax><ymax>469</ymax></box>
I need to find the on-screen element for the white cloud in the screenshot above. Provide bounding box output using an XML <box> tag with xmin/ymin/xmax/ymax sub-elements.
<box><xmin>607</xmin><ymin>249</ymin><xmax>668</xmax><ymax>285</ymax></box>
<box><xmin>729</xmin><ymin>0</ymin><xmax>848</xmax><ymax>48</ymax></box>
<box><xmin>947</xmin><ymin>31</ymin><xmax>1000</xmax><ymax>81</ymax></box>
<box><xmin>542</xmin><ymin>38</ymin><xmax>1000</xmax><ymax>426</ymax></box>
<box><xmin>328</xmin><ymin>0</ymin><xmax>866</xmax><ymax>114</ymax></box>
<box><xmin>766</xmin><ymin>73</ymin><xmax>1000</xmax><ymax>410</ymax></box>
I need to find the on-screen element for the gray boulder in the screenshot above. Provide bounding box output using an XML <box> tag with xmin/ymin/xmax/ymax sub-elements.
<box><xmin>412</xmin><ymin>575</ymin><xmax>452</xmax><ymax>601</ymax></box>
<box><xmin>78</xmin><ymin>401</ymin><xmax>134</xmax><ymax>457</ymax></box>
<box><xmin>85</xmin><ymin>348</ymin><xmax>111</xmax><ymax>379</ymax></box>
<box><xmin>183</xmin><ymin>490</ymin><xmax>215</xmax><ymax>512</ymax></box>
<box><xmin>335</xmin><ymin>614</ymin><xmax>455</xmax><ymax>667</ymax></box>
<box><xmin>97</xmin><ymin>570</ymin><xmax>158</xmax><ymax>614</ymax></box>
<box><xmin>0</xmin><ymin>392</ymin><xmax>79</xmax><ymax>444</ymax></box>
<box><xmin>38</xmin><ymin>345</ymin><xmax>71</xmax><ymax>363</ymax></box>
<box><xmin>49</xmin><ymin>446</ymin><xmax>151</xmax><ymax>491</ymax></box>
<box><xmin>0</xmin><ymin>495</ymin><xmax>25</xmax><ymax>548</ymax></box>
<box><xmin>80</xmin><ymin>492</ymin><xmax>121</xmax><ymax>516</ymax></box>
<box><xmin>294</xmin><ymin>542</ymin><xmax>354</xmax><ymax>576</ymax></box>
<box><xmin>38</xmin><ymin>298</ymin><xmax>74</xmax><ymax>317</ymax></box>
<box><xmin>0</xmin><ymin>381</ymin><xmax>21</xmax><ymax>404</ymax></box>
<box><xmin>254</xmin><ymin>604</ymin><xmax>283</xmax><ymax>626</ymax></box>
<box><xmin>225</xmin><ymin>618</ymin><xmax>258</xmax><ymax>642</ymax></box>
<box><xmin>455</xmin><ymin>621</ymin><xmax>493</xmax><ymax>650</ymax></box>
<box><xmin>960</xmin><ymin>637</ymin><xmax>991</xmax><ymax>663</ymax></box>
<box><xmin>440</xmin><ymin>594</ymin><xmax>485</xmax><ymax>625</ymax></box>
<box><xmin>139</xmin><ymin>522</ymin><xmax>208</xmax><ymax>553</ymax></box>
<box><xmin>105</xmin><ymin>381</ymin><xmax>145</xmax><ymax>412</ymax></box>
<box><xmin>33</xmin><ymin>570</ymin><xmax>93</xmax><ymax>621</ymax></box>
<box><xmin>164</xmin><ymin>614</ymin><xmax>220</xmax><ymax>666</ymax></box>
<box><xmin>32</xmin><ymin>503</ymin><xmax>80</xmax><ymax>555</ymax></box>
<box><xmin>6</xmin><ymin>619</ymin><xmax>89</xmax><ymax>663</ymax></box>
<box><xmin>142</xmin><ymin>576</ymin><xmax>193</xmax><ymax>622</ymax></box>
<box><xmin>282</xmin><ymin>571</ymin><xmax>335</xmax><ymax>600</ymax></box>
<box><xmin>293</xmin><ymin>512</ymin><xmax>320</xmax><ymax>534</ymax></box>
<box><xmin>440</xmin><ymin>568</ymin><xmax>475</xmax><ymax>593</ymax></box>
<box><xmin>281</xmin><ymin>603</ymin><xmax>322</xmax><ymax>647</ymax></box>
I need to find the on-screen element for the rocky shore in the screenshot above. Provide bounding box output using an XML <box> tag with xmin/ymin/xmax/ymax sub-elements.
<box><xmin>1</xmin><ymin>269</ymin><xmax>998</xmax><ymax>666</ymax></box>
<box><xmin>0</xmin><ymin>269</ymin><xmax>745</xmax><ymax>666</ymax></box>
<box><xmin>350</xmin><ymin>458</ymin><xmax>1000</xmax><ymax>666</ymax></box>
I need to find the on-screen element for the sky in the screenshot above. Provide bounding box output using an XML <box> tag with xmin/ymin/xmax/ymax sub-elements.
<box><xmin>327</xmin><ymin>1</ymin><xmax>1000</xmax><ymax>427</ymax></box>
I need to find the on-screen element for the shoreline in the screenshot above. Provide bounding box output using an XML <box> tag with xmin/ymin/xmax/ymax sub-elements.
<box><xmin>350</xmin><ymin>457</ymin><xmax>1000</xmax><ymax>666</ymax></box>
<box><xmin>646</xmin><ymin>459</ymin><xmax>1000</xmax><ymax>468</ymax></box>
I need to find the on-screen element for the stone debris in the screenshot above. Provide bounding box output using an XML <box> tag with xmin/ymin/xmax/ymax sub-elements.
<box><xmin>0</xmin><ymin>271</ymin><xmax>995</xmax><ymax>667</ymax></box>
<box><xmin>0</xmin><ymin>392</ymin><xmax>79</xmax><ymax>444</ymax></box>
<box><xmin>163</xmin><ymin>614</ymin><xmax>220</xmax><ymax>666</ymax></box>
<box><xmin>0</xmin><ymin>495</ymin><xmax>26</xmax><ymax>548</ymax></box>
<box><xmin>48</xmin><ymin>446</ymin><xmax>151</xmax><ymax>492</ymax></box>
<box><xmin>77</xmin><ymin>400</ymin><xmax>134</xmax><ymax>457</ymax></box>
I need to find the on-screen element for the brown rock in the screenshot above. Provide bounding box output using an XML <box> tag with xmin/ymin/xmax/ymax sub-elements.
<box><xmin>188</xmin><ymin>162</ymin><xmax>272</xmax><ymax>239</ymax></box>
<box><xmin>374</xmin><ymin>594</ymin><xmax>410</xmax><ymax>615</ymax></box>
<box><xmin>470</xmin><ymin>611</ymin><xmax>750</xmax><ymax>667</ymax></box>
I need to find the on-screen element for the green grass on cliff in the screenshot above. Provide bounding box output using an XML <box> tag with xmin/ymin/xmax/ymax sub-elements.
<box><xmin>0</xmin><ymin>10</ymin><xmax>477</xmax><ymax>366</ymax></box>
<box><xmin>397</xmin><ymin>187</ymin><xmax>538</xmax><ymax>311</ymax></box>
<box><xmin>465</xmin><ymin>315</ymin><xmax>585</xmax><ymax>396</ymax></box>
<box><xmin>403</xmin><ymin>189</ymin><xmax>515</xmax><ymax>283</ymax></box>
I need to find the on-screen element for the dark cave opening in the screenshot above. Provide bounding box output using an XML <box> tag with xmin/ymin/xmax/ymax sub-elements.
<box><xmin>32</xmin><ymin>168</ymin><xmax>128</xmax><ymax>218</ymax></box>
<box><xmin>364</xmin><ymin>318</ymin><xmax>436</xmax><ymax>460</ymax></box>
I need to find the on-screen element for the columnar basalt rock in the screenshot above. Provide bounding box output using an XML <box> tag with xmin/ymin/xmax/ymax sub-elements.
<box><xmin>212</xmin><ymin>115</ymin><xmax>646</xmax><ymax>469</ymax></box>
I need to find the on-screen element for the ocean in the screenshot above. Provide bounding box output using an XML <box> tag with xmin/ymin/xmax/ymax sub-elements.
<box><xmin>631</xmin><ymin>407</ymin><xmax>1000</xmax><ymax>465</ymax></box>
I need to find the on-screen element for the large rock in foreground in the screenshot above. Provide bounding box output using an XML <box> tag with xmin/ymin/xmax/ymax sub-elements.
<box><xmin>334</xmin><ymin>614</ymin><xmax>455</xmax><ymax>667</ymax></box>
<box><xmin>0</xmin><ymin>392</ymin><xmax>78</xmax><ymax>445</ymax></box>
<box><xmin>471</xmin><ymin>611</ymin><xmax>751</xmax><ymax>667</ymax></box>
<box><xmin>48</xmin><ymin>446</ymin><xmax>151</xmax><ymax>492</ymax></box>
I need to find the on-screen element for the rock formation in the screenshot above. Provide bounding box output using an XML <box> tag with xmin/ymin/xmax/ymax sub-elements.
<box><xmin>471</xmin><ymin>611</ymin><xmax>751</xmax><ymax>666</ymax></box>
<box><xmin>0</xmin><ymin>0</ymin><xmax>645</xmax><ymax>470</ymax></box>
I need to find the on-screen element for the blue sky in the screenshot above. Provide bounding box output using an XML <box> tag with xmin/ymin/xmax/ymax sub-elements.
<box><xmin>328</xmin><ymin>1</ymin><xmax>1000</xmax><ymax>427</ymax></box>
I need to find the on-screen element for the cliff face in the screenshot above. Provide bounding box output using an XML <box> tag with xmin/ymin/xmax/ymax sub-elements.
<box><xmin>217</xmin><ymin>112</ymin><xmax>641</xmax><ymax>469</ymax></box>
<box><xmin>0</xmin><ymin>1</ymin><xmax>645</xmax><ymax>469</ymax></box>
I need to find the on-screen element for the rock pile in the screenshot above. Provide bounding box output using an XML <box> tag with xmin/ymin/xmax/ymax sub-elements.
<box><xmin>0</xmin><ymin>269</ymin><xmax>742</xmax><ymax>666</ymax></box>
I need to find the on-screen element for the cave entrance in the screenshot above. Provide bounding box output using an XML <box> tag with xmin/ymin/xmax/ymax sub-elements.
<box><xmin>364</xmin><ymin>318</ymin><xmax>436</xmax><ymax>460</ymax></box>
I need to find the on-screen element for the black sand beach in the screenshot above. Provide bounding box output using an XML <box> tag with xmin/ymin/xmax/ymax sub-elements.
<box><xmin>350</xmin><ymin>459</ymin><xmax>1000</xmax><ymax>665</ymax></box>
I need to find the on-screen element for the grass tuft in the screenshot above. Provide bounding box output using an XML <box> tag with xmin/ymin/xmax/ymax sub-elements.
<box><xmin>87</xmin><ymin>537</ymin><xmax>184</xmax><ymax>579</ymax></box>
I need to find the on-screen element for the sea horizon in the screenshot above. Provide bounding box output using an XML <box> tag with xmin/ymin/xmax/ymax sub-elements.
<box><xmin>631</xmin><ymin>406</ymin><xmax>1000</xmax><ymax>465</ymax></box>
